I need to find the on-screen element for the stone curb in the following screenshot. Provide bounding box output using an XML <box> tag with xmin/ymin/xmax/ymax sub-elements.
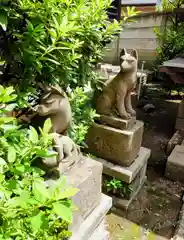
<box><xmin>70</xmin><ymin>194</ymin><xmax>112</xmax><ymax>240</ymax></box>
<box><xmin>172</xmin><ymin>202</ymin><xmax>184</xmax><ymax>240</ymax></box>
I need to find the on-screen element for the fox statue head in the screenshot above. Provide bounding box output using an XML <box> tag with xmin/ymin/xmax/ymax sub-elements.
<box><xmin>119</xmin><ymin>48</ymin><xmax>138</xmax><ymax>72</ymax></box>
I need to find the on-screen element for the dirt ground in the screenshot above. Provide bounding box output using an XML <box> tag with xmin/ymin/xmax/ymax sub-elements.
<box><xmin>106</xmin><ymin>84</ymin><xmax>184</xmax><ymax>240</ymax></box>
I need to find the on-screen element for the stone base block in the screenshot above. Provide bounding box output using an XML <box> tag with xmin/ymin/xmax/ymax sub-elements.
<box><xmin>97</xmin><ymin>147</ymin><xmax>151</xmax><ymax>183</ymax></box>
<box><xmin>113</xmin><ymin>177</ymin><xmax>146</xmax><ymax>210</ymax></box>
<box><xmin>95</xmin><ymin>115</ymin><xmax>136</xmax><ymax>130</ymax></box>
<box><xmin>70</xmin><ymin>194</ymin><xmax>112</xmax><ymax>240</ymax></box>
<box><xmin>66</xmin><ymin>158</ymin><xmax>103</xmax><ymax>231</ymax></box>
<box><xmin>86</xmin><ymin>120</ymin><xmax>144</xmax><ymax>167</ymax></box>
<box><xmin>100</xmin><ymin>147</ymin><xmax>150</xmax><ymax>210</ymax></box>
<box><xmin>166</xmin><ymin>130</ymin><xmax>184</xmax><ymax>155</ymax></box>
<box><xmin>47</xmin><ymin>157</ymin><xmax>103</xmax><ymax>232</ymax></box>
<box><xmin>173</xmin><ymin>204</ymin><xmax>184</xmax><ymax>240</ymax></box>
<box><xmin>89</xmin><ymin>219</ymin><xmax>109</xmax><ymax>240</ymax></box>
<box><xmin>165</xmin><ymin>145</ymin><xmax>184</xmax><ymax>183</ymax></box>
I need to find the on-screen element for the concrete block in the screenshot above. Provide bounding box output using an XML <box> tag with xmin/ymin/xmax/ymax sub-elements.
<box><xmin>173</xmin><ymin>204</ymin><xmax>184</xmax><ymax>240</ymax></box>
<box><xmin>86</xmin><ymin>120</ymin><xmax>144</xmax><ymax>167</ymax></box>
<box><xmin>47</xmin><ymin>157</ymin><xmax>103</xmax><ymax>232</ymax></box>
<box><xmin>97</xmin><ymin>147</ymin><xmax>151</xmax><ymax>183</ymax></box>
<box><xmin>88</xmin><ymin>219</ymin><xmax>109</xmax><ymax>240</ymax></box>
<box><xmin>177</xmin><ymin>99</ymin><xmax>184</xmax><ymax>119</ymax></box>
<box><xmin>166</xmin><ymin>130</ymin><xmax>184</xmax><ymax>155</ymax></box>
<box><xmin>113</xmin><ymin>177</ymin><xmax>146</xmax><ymax>210</ymax></box>
<box><xmin>95</xmin><ymin>115</ymin><xmax>136</xmax><ymax>130</ymax></box>
<box><xmin>165</xmin><ymin>145</ymin><xmax>184</xmax><ymax>183</ymax></box>
<box><xmin>65</xmin><ymin>158</ymin><xmax>103</xmax><ymax>231</ymax></box>
<box><xmin>126</xmin><ymin>158</ymin><xmax>147</xmax><ymax>200</ymax></box>
<box><xmin>175</xmin><ymin>118</ymin><xmax>184</xmax><ymax>130</ymax></box>
<box><xmin>70</xmin><ymin>194</ymin><xmax>112</xmax><ymax>240</ymax></box>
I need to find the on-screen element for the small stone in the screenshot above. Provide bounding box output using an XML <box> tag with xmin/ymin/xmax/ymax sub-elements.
<box><xmin>143</xmin><ymin>104</ymin><xmax>155</xmax><ymax>113</ymax></box>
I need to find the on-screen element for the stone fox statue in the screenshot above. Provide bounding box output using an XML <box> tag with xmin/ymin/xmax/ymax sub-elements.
<box><xmin>96</xmin><ymin>48</ymin><xmax>138</xmax><ymax>120</ymax></box>
<box><xmin>35</xmin><ymin>84</ymin><xmax>72</xmax><ymax>135</ymax></box>
<box><xmin>33</xmin><ymin>85</ymin><xmax>76</xmax><ymax>166</ymax></box>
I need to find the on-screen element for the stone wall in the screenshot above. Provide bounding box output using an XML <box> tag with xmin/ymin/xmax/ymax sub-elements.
<box><xmin>103</xmin><ymin>12</ymin><xmax>170</xmax><ymax>69</ymax></box>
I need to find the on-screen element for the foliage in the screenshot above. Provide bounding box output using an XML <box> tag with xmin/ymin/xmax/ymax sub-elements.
<box><xmin>0</xmin><ymin>0</ymin><xmax>121</xmax><ymax>91</ymax></box>
<box><xmin>68</xmin><ymin>84</ymin><xmax>98</xmax><ymax>145</ymax></box>
<box><xmin>122</xmin><ymin>6</ymin><xmax>141</xmax><ymax>22</ymax></box>
<box><xmin>103</xmin><ymin>176</ymin><xmax>133</xmax><ymax>198</ymax></box>
<box><xmin>154</xmin><ymin>0</ymin><xmax>184</xmax><ymax>67</ymax></box>
<box><xmin>0</xmin><ymin>85</ymin><xmax>78</xmax><ymax>239</ymax></box>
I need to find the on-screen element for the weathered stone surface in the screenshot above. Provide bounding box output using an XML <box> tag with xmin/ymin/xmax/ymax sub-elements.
<box><xmin>95</xmin><ymin>147</ymin><xmax>150</xmax><ymax>183</ymax></box>
<box><xmin>182</xmin><ymin>139</ymin><xmax>184</xmax><ymax>145</ymax></box>
<box><xmin>47</xmin><ymin>157</ymin><xmax>103</xmax><ymax>233</ymax></box>
<box><xmin>175</xmin><ymin>118</ymin><xmax>184</xmax><ymax>130</ymax></box>
<box><xmin>95</xmin><ymin>115</ymin><xmax>136</xmax><ymax>130</ymax></box>
<box><xmin>86</xmin><ymin>120</ymin><xmax>144</xmax><ymax>167</ymax></box>
<box><xmin>177</xmin><ymin>99</ymin><xmax>184</xmax><ymax>119</ymax></box>
<box><xmin>165</xmin><ymin>145</ymin><xmax>184</xmax><ymax>183</ymax></box>
<box><xmin>173</xmin><ymin>204</ymin><xmax>184</xmax><ymax>240</ymax></box>
<box><xmin>70</xmin><ymin>194</ymin><xmax>112</xmax><ymax>240</ymax></box>
<box><xmin>113</xmin><ymin>177</ymin><xmax>146</xmax><ymax>210</ymax></box>
<box><xmin>126</xmin><ymin>157</ymin><xmax>147</xmax><ymax>200</ymax></box>
<box><xmin>88</xmin><ymin>219</ymin><xmax>109</xmax><ymax>240</ymax></box>
<box><xmin>166</xmin><ymin>130</ymin><xmax>184</xmax><ymax>155</ymax></box>
<box><xmin>65</xmin><ymin>157</ymin><xmax>103</xmax><ymax>232</ymax></box>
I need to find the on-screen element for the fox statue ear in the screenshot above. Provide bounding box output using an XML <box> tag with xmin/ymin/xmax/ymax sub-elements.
<box><xmin>131</xmin><ymin>49</ymin><xmax>138</xmax><ymax>60</ymax></box>
<box><xmin>120</xmin><ymin>48</ymin><xmax>127</xmax><ymax>58</ymax></box>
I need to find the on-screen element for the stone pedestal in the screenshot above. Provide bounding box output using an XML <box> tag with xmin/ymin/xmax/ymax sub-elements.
<box><xmin>98</xmin><ymin>147</ymin><xmax>151</xmax><ymax>209</ymax></box>
<box><xmin>86</xmin><ymin>120</ymin><xmax>144</xmax><ymax>167</ymax></box>
<box><xmin>165</xmin><ymin>145</ymin><xmax>184</xmax><ymax>183</ymax></box>
<box><xmin>85</xmin><ymin>115</ymin><xmax>151</xmax><ymax>210</ymax></box>
<box><xmin>47</xmin><ymin>157</ymin><xmax>112</xmax><ymax>239</ymax></box>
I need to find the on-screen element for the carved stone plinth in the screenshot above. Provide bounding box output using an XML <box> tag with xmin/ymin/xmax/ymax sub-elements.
<box><xmin>95</xmin><ymin>115</ymin><xmax>136</xmax><ymax>130</ymax></box>
<box><xmin>98</xmin><ymin>147</ymin><xmax>151</xmax><ymax>210</ymax></box>
<box><xmin>86</xmin><ymin>120</ymin><xmax>144</xmax><ymax>167</ymax></box>
<box><xmin>47</xmin><ymin>157</ymin><xmax>112</xmax><ymax>240</ymax></box>
<box><xmin>165</xmin><ymin>145</ymin><xmax>184</xmax><ymax>183</ymax></box>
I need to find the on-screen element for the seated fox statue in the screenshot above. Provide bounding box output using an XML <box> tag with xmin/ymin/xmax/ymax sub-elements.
<box><xmin>32</xmin><ymin>84</ymin><xmax>80</xmax><ymax>173</ymax></box>
<box><xmin>96</xmin><ymin>48</ymin><xmax>138</xmax><ymax>120</ymax></box>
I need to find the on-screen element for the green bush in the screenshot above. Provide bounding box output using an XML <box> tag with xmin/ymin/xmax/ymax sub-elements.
<box><xmin>154</xmin><ymin>0</ymin><xmax>184</xmax><ymax>67</ymax></box>
<box><xmin>0</xmin><ymin>0</ymin><xmax>139</xmax><ymax>145</ymax></box>
<box><xmin>0</xmin><ymin>0</ymin><xmax>120</xmax><ymax>90</ymax></box>
<box><xmin>0</xmin><ymin>85</ymin><xmax>78</xmax><ymax>239</ymax></box>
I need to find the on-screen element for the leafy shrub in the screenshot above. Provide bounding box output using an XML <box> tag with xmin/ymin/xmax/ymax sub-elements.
<box><xmin>154</xmin><ymin>0</ymin><xmax>184</xmax><ymax>67</ymax></box>
<box><xmin>0</xmin><ymin>85</ymin><xmax>78</xmax><ymax>239</ymax></box>
<box><xmin>0</xmin><ymin>0</ymin><xmax>120</xmax><ymax>91</ymax></box>
<box><xmin>68</xmin><ymin>84</ymin><xmax>98</xmax><ymax>145</ymax></box>
<box><xmin>103</xmin><ymin>175</ymin><xmax>133</xmax><ymax>198</ymax></box>
<box><xmin>0</xmin><ymin>0</ymin><xmax>139</xmax><ymax>146</ymax></box>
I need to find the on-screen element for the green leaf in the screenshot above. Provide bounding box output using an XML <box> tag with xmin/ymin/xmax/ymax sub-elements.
<box><xmin>32</xmin><ymin>180</ymin><xmax>49</xmax><ymax>203</ymax></box>
<box><xmin>57</xmin><ymin>187</ymin><xmax>79</xmax><ymax>200</ymax></box>
<box><xmin>52</xmin><ymin>202</ymin><xmax>72</xmax><ymax>223</ymax></box>
<box><xmin>30</xmin><ymin>211</ymin><xmax>47</xmax><ymax>231</ymax></box>
<box><xmin>29</xmin><ymin>126</ymin><xmax>38</xmax><ymax>142</ymax></box>
<box><xmin>26</xmin><ymin>20</ymin><xmax>34</xmax><ymax>32</ymax></box>
<box><xmin>7</xmin><ymin>146</ymin><xmax>16</xmax><ymax>163</ymax></box>
<box><xmin>15</xmin><ymin>165</ymin><xmax>25</xmax><ymax>173</ymax></box>
<box><xmin>0</xmin><ymin>157</ymin><xmax>7</xmax><ymax>165</ymax></box>
<box><xmin>0</xmin><ymin>174</ymin><xmax>5</xmax><ymax>182</ymax></box>
<box><xmin>0</xmin><ymin>10</ymin><xmax>8</xmax><ymax>31</ymax></box>
<box><xmin>43</xmin><ymin>118</ymin><xmax>52</xmax><ymax>134</ymax></box>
